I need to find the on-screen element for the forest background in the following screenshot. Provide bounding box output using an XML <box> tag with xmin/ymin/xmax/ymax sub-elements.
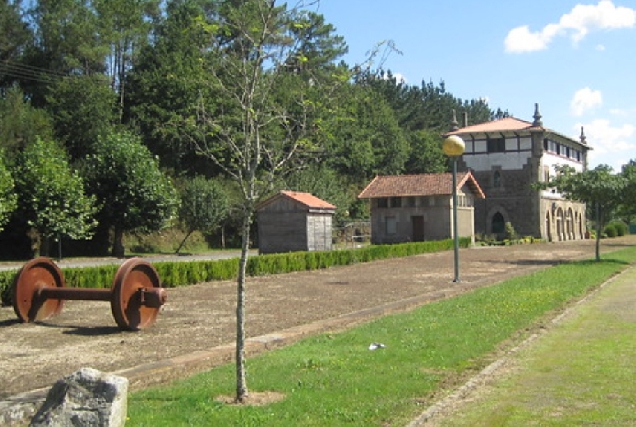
<box><xmin>0</xmin><ymin>0</ymin><xmax>507</xmax><ymax>259</ymax></box>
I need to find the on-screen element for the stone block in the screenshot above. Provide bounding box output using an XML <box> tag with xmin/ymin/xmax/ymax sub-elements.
<box><xmin>29</xmin><ymin>368</ymin><xmax>128</xmax><ymax>427</ymax></box>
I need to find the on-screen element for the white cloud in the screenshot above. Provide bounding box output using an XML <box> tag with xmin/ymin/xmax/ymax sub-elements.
<box><xmin>577</xmin><ymin>119</ymin><xmax>636</xmax><ymax>169</ymax></box>
<box><xmin>392</xmin><ymin>73</ymin><xmax>407</xmax><ymax>84</ymax></box>
<box><xmin>504</xmin><ymin>26</ymin><xmax>552</xmax><ymax>53</ymax></box>
<box><xmin>609</xmin><ymin>107</ymin><xmax>636</xmax><ymax>117</ymax></box>
<box><xmin>570</xmin><ymin>87</ymin><xmax>603</xmax><ymax>116</ymax></box>
<box><xmin>505</xmin><ymin>1</ymin><xmax>635</xmax><ymax>53</ymax></box>
<box><xmin>382</xmin><ymin>72</ymin><xmax>407</xmax><ymax>84</ymax></box>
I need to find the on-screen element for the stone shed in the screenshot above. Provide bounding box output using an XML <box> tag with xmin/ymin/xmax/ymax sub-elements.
<box><xmin>257</xmin><ymin>190</ymin><xmax>336</xmax><ymax>254</ymax></box>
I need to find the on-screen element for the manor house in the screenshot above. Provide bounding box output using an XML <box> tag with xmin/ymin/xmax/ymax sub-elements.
<box><xmin>444</xmin><ymin>104</ymin><xmax>591</xmax><ymax>241</ymax></box>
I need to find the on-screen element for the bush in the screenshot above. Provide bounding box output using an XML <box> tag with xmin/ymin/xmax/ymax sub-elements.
<box><xmin>604</xmin><ymin>223</ymin><xmax>617</xmax><ymax>238</ymax></box>
<box><xmin>504</xmin><ymin>222</ymin><xmax>517</xmax><ymax>241</ymax></box>
<box><xmin>609</xmin><ymin>221</ymin><xmax>627</xmax><ymax>237</ymax></box>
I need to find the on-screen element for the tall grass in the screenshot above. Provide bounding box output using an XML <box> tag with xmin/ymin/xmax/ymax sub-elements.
<box><xmin>127</xmin><ymin>247</ymin><xmax>636</xmax><ymax>426</ymax></box>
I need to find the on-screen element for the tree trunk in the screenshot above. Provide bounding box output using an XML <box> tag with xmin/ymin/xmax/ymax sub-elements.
<box><xmin>112</xmin><ymin>227</ymin><xmax>125</xmax><ymax>258</ymax></box>
<box><xmin>595</xmin><ymin>202</ymin><xmax>601</xmax><ymax>262</ymax></box>
<box><xmin>40</xmin><ymin>236</ymin><xmax>50</xmax><ymax>258</ymax></box>
<box><xmin>27</xmin><ymin>228</ymin><xmax>41</xmax><ymax>258</ymax></box>
<box><xmin>175</xmin><ymin>229</ymin><xmax>194</xmax><ymax>254</ymax></box>
<box><xmin>235</xmin><ymin>213</ymin><xmax>251</xmax><ymax>402</ymax></box>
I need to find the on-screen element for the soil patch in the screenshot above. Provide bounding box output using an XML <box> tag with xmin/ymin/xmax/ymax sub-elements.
<box><xmin>1</xmin><ymin>238</ymin><xmax>633</xmax><ymax>398</ymax></box>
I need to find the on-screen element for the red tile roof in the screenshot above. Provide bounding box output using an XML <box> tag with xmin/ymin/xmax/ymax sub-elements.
<box><xmin>279</xmin><ymin>191</ymin><xmax>335</xmax><ymax>209</ymax></box>
<box><xmin>445</xmin><ymin>117</ymin><xmax>538</xmax><ymax>135</ymax></box>
<box><xmin>358</xmin><ymin>172</ymin><xmax>485</xmax><ymax>199</ymax></box>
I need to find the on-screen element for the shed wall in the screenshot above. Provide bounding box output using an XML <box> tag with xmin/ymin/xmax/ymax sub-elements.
<box><xmin>257</xmin><ymin>211</ymin><xmax>307</xmax><ymax>254</ymax></box>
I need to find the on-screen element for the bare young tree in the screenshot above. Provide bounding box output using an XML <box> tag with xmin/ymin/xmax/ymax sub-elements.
<box><xmin>189</xmin><ymin>0</ymin><xmax>347</xmax><ymax>402</ymax></box>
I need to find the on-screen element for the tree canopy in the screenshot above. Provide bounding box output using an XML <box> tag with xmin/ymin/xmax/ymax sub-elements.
<box><xmin>0</xmin><ymin>149</ymin><xmax>17</xmax><ymax>231</ymax></box>
<box><xmin>14</xmin><ymin>138</ymin><xmax>97</xmax><ymax>255</ymax></box>
<box><xmin>82</xmin><ymin>131</ymin><xmax>179</xmax><ymax>256</ymax></box>
<box><xmin>0</xmin><ymin>0</ymin><xmax>507</xmax><ymax>254</ymax></box>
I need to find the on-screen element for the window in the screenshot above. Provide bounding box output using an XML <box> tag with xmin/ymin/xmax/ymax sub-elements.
<box><xmin>377</xmin><ymin>198</ymin><xmax>388</xmax><ymax>208</ymax></box>
<box><xmin>406</xmin><ymin>197</ymin><xmax>416</xmax><ymax>207</ymax></box>
<box><xmin>390</xmin><ymin>197</ymin><xmax>402</xmax><ymax>208</ymax></box>
<box><xmin>386</xmin><ymin>216</ymin><xmax>397</xmax><ymax>235</ymax></box>
<box><xmin>487</xmin><ymin>137</ymin><xmax>505</xmax><ymax>153</ymax></box>
<box><xmin>493</xmin><ymin>170</ymin><xmax>501</xmax><ymax>188</ymax></box>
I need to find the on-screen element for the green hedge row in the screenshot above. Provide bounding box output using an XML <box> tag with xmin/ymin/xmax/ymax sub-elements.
<box><xmin>1</xmin><ymin>238</ymin><xmax>469</xmax><ymax>306</ymax></box>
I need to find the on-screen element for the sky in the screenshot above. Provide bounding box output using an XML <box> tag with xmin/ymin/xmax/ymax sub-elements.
<box><xmin>314</xmin><ymin>0</ymin><xmax>636</xmax><ymax>171</ymax></box>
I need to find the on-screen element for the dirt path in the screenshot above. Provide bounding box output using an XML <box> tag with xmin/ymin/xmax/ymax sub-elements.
<box><xmin>1</xmin><ymin>237</ymin><xmax>634</xmax><ymax>398</ymax></box>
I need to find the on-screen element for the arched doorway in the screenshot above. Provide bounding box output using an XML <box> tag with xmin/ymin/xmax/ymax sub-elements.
<box><xmin>492</xmin><ymin>212</ymin><xmax>505</xmax><ymax>237</ymax></box>
<box><xmin>545</xmin><ymin>211</ymin><xmax>552</xmax><ymax>242</ymax></box>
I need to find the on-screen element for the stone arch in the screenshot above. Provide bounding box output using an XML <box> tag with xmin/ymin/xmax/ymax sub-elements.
<box><xmin>555</xmin><ymin>207</ymin><xmax>564</xmax><ymax>241</ymax></box>
<box><xmin>492</xmin><ymin>212</ymin><xmax>505</xmax><ymax>236</ymax></box>
<box><xmin>486</xmin><ymin>205</ymin><xmax>510</xmax><ymax>239</ymax></box>
<box><xmin>566</xmin><ymin>207</ymin><xmax>574</xmax><ymax>240</ymax></box>
<box><xmin>545</xmin><ymin>210</ymin><xmax>552</xmax><ymax>242</ymax></box>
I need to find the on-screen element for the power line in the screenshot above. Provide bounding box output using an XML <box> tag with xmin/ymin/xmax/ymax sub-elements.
<box><xmin>0</xmin><ymin>60</ymin><xmax>110</xmax><ymax>85</ymax></box>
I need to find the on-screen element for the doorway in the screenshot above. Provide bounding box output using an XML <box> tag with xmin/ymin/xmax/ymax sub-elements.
<box><xmin>412</xmin><ymin>216</ymin><xmax>425</xmax><ymax>242</ymax></box>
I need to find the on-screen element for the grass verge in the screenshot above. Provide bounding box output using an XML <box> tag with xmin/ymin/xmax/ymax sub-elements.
<box><xmin>438</xmin><ymin>254</ymin><xmax>636</xmax><ymax>426</ymax></box>
<box><xmin>127</xmin><ymin>247</ymin><xmax>636</xmax><ymax>426</ymax></box>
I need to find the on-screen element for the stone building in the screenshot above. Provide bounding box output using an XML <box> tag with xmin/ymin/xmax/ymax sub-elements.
<box><xmin>444</xmin><ymin>104</ymin><xmax>591</xmax><ymax>241</ymax></box>
<box><xmin>358</xmin><ymin>172</ymin><xmax>485</xmax><ymax>244</ymax></box>
<box><xmin>256</xmin><ymin>190</ymin><xmax>336</xmax><ymax>254</ymax></box>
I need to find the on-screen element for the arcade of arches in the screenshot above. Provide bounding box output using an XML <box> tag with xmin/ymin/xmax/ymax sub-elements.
<box><xmin>487</xmin><ymin>204</ymin><xmax>586</xmax><ymax>242</ymax></box>
<box><xmin>545</xmin><ymin>205</ymin><xmax>585</xmax><ymax>242</ymax></box>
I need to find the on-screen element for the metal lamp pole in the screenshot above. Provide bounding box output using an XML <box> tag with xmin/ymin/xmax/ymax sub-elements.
<box><xmin>443</xmin><ymin>135</ymin><xmax>465</xmax><ymax>283</ymax></box>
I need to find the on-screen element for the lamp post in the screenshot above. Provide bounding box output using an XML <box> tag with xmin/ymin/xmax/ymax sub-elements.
<box><xmin>442</xmin><ymin>135</ymin><xmax>465</xmax><ymax>283</ymax></box>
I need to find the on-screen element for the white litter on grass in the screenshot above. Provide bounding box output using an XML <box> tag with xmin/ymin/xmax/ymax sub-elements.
<box><xmin>368</xmin><ymin>343</ymin><xmax>386</xmax><ymax>351</ymax></box>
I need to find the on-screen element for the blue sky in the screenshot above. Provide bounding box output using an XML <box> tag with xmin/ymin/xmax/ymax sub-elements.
<box><xmin>314</xmin><ymin>0</ymin><xmax>636</xmax><ymax>171</ymax></box>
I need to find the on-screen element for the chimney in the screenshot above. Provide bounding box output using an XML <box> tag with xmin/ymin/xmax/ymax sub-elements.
<box><xmin>450</xmin><ymin>109</ymin><xmax>459</xmax><ymax>131</ymax></box>
<box><xmin>463</xmin><ymin>112</ymin><xmax>468</xmax><ymax>128</ymax></box>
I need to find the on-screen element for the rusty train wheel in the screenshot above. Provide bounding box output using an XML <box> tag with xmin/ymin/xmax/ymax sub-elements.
<box><xmin>12</xmin><ymin>257</ymin><xmax>65</xmax><ymax>323</ymax></box>
<box><xmin>111</xmin><ymin>258</ymin><xmax>162</xmax><ymax>331</ymax></box>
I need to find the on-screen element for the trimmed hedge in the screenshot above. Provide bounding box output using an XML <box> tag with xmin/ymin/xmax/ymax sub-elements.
<box><xmin>0</xmin><ymin>238</ymin><xmax>470</xmax><ymax>306</ymax></box>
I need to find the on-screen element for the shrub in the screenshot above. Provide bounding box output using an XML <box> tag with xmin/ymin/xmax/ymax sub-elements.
<box><xmin>504</xmin><ymin>222</ymin><xmax>517</xmax><ymax>241</ymax></box>
<box><xmin>0</xmin><ymin>238</ymin><xmax>476</xmax><ymax>304</ymax></box>
<box><xmin>610</xmin><ymin>221</ymin><xmax>627</xmax><ymax>237</ymax></box>
<box><xmin>604</xmin><ymin>223</ymin><xmax>617</xmax><ymax>238</ymax></box>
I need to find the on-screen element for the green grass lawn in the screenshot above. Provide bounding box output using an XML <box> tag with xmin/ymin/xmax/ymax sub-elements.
<box><xmin>438</xmin><ymin>255</ymin><xmax>636</xmax><ymax>426</ymax></box>
<box><xmin>126</xmin><ymin>247</ymin><xmax>636</xmax><ymax>427</ymax></box>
